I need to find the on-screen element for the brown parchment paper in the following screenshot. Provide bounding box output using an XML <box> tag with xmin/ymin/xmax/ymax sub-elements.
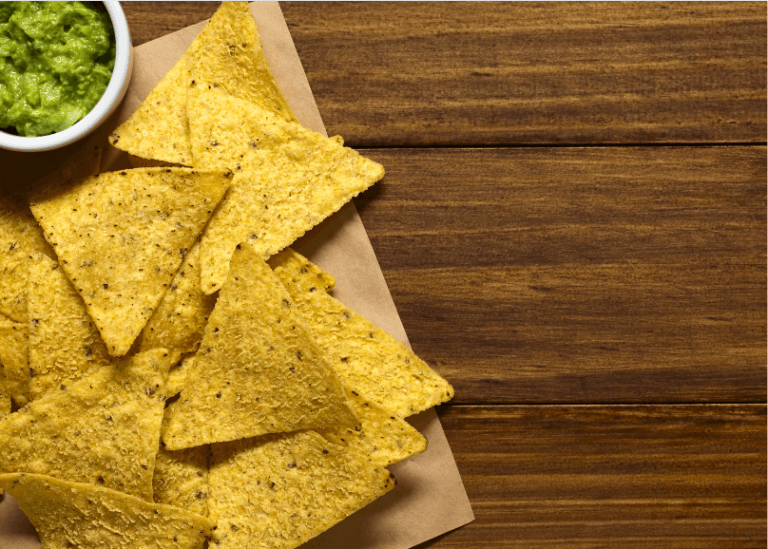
<box><xmin>0</xmin><ymin>3</ymin><xmax>474</xmax><ymax>548</ymax></box>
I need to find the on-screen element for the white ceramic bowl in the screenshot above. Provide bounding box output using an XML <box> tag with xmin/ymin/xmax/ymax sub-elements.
<box><xmin>0</xmin><ymin>0</ymin><xmax>133</xmax><ymax>152</ymax></box>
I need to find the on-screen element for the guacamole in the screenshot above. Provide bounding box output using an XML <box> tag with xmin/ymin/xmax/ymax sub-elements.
<box><xmin>0</xmin><ymin>2</ymin><xmax>116</xmax><ymax>137</ymax></box>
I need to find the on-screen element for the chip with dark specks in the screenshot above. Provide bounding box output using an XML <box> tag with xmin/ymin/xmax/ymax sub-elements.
<box><xmin>29</xmin><ymin>168</ymin><xmax>232</xmax><ymax>357</ymax></box>
<box><xmin>0</xmin><ymin>349</ymin><xmax>173</xmax><ymax>501</ymax></box>
<box><xmin>0</xmin><ymin>473</ymin><xmax>214</xmax><ymax>549</ymax></box>
<box><xmin>163</xmin><ymin>242</ymin><xmax>356</xmax><ymax>450</ymax></box>
<box><xmin>271</xmin><ymin>248</ymin><xmax>454</xmax><ymax>418</ymax></box>
<box><xmin>210</xmin><ymin>430</ymin><xmax>394</xmax><ymax>549</ymax></box>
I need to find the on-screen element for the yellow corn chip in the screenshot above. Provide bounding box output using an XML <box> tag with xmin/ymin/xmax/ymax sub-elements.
<box><xmin>0</xmin><ymin>313</ymin><xmax>27</xmax><ymax>384</ymax></box>
<box><xmin>154</xmin><ymin>400</ymin><xmax>210</xmax><ymax>517</ymax></box>
<box><xmin>27</xmin><ymin>253</ymin><xmax>114</xmax><ymax>402</ymax></box>
<box><xmin>2</xmin><ymin>374</ymin><xmax>30</xmax><ymax>409</ymax></box>
<box><xmin>164</xmin><ymin>243</ymin><xmax>356</xmax><ymax>450</ymax></box>
<box><xmin>109</xmin><ymin>56</ymin><xmax>193</xmax><ymax>166</ymax></box>
<box><xmin>135</xmin><ymin>241</ymin><xmax>216</xmax><ymax>356</ymax></box>
<box><xmin>0</xmin><ymin>312</ymin><xmax>31</xmax><ymax>407</ymax></box>
<box><xmin>0</xmin><ymin>373</ymin><xmax>6</xmax><ymax>496</ymax></box>
<box><xmin>0</xmin><ymin>348</ymin><xmax>172</xmax><ymax>500</ymax></box>
<box><xmin>0</xmin><ymin>473</ymin><xmax>214</xmax><ymax>549</ymax></box>
<box><xmin>0</xmin><ymin>372</ymin><xmax>10</xmax><ymax>417</ymax></box>
<box><xmin>0</xmin><ymin>193</ymin><xmax>55</xmax><ymax>323</ymax></box>
<box><xmin>210</xmin><ymin>430</ymin><xmax>395</xmax><ymax>549</ymax></box>
<box><xmin>187</xmin><ymin>88</ymin><xmax>384</xmax><ymax>293</ymax></box>
<box><xmin>110</xmin><ymin>1</ymin><xmax>293</xmax><ymax>166</ymax></box>
<box><xmin>29</xmin><ymin>168</ymin><xmax>232</xmax><ymax>356</ymax></box>
<box><xmin>271</xmin><ymin>248</ymin><xmax>454</xmax><ymax>418</ymax></box>
<box><xmin>187</xmin><ymin>1</ymin><xmax>294</xmax><ymax>122</ymax></box>
<box><xmin>317</xmin><ymin>388</ymin><xmax>427</xmax><ymax>468</ymax></box>
<box><xmin>266</xmin><ymin>248</ymin><xmax>336</xmax><ymax>295</ymax></box>
<box><xmin>166</xmin><ymin>354</ymin><xmax>194</xmax><ymax>398</ymax></box>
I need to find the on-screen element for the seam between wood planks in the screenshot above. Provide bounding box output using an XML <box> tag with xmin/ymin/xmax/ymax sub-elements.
<box><xmin>440</xmin><ymin>402</ymin><xmax>768</xmax><ymax>407</ymax></box>
<box><xmin>355</xmin><ymin>142</ymin><xmax>768</xmax><ymax>150</ymax></box>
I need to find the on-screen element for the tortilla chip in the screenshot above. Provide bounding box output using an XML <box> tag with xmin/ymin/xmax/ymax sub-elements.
<box><xmin>0</xmin><ymin>314</ymin><xmax>28</xmax><ymax>383</ymax></box>
<box><xmin>0</xmin><ymin>320</ymin><xmax>29</xmax><ymax>404</ymax></box>
<box><xmin>109</xmin><ymin>58</ymin><xmax>193</xmax><ymax>166</ymax></box>
<box><xmin>187</xmin><ymin>1</ymin><xmax>294</xmax><ymax>122</ymax></box>
<box><xmin>0</xmin><ymin>373</ymin><xmax>10</xmax><ymax>417</ymax></box>
<box><xmin>154</xmin><ymin>400</ymin><xmax>210</xmax><ymax>517</ymax></box>
<box><xmin>29</xmin><ymin>168</ymin><xmax>232</xmax><ymax>356</ymax></box>
<box><xmin>164</xmin><ymin>243</ymin><xmax>356</xmax><ymax>450</ymax></box>
<box><xmin>166</xmin><ymin>354</ymin><xmax>194</xmax><ymax>398</ymax></box>
<box><xmin>0</xmin><ymin>193</ymin><xmax>55</xmax><ymax>323</ymax></box>
<box><xmin>209</xmin><ymin>430</ymin><xmax>395</xmax><ymax>549</ymax></box>
<box><xmin>110</xmin><ymin>1</ymin><xmax>293</xmax><ymax>166</ymax></box>
<box><xmin>27</xmin><ymin>253</ymin><xmax>114</xmax><ymax>402</ymax></box>
<box><xmin>265</xmin><ymin>248</ymin><xmax>336</xmax><ymax>295</ymax></box>
<box><xmin>0</xmin><ymin>311</ymin><xmax>31</xmax><ymax>407</ymax></box>
<box><xmin>4</xmin><ymin>378</ymin><xmax>29</xmax><ymax>408</ymax></box>
<box><xmin>0</xmin><ymin>473</ymin><xmax>214</xmax><ymax>549</ymax></box>
<box><xmin>134</xmin><ymin>241</ymin><xmax>216</xmax><ymax>356</ymax></box>
<box><xmin>317</xmin><ymin>388</ymin><xmax>427</xmax><ymax>468</ymax></box>
<box><xmin>0</xmin><ymin>374</ymin><xmax>6</xmax><ymax>495</ymax></box>
<box><xmin>0</xmin><ymin>349</ymin><xmax>172</xmax><ymax>500</ymax></box>
<box><xmin>271</xmin><ymin>248</ymin><xmax>454</xmax><ymax>418</ymax></box>
<box><xmin>187</xmin><ymin>88</ymin><xmax>384</xmax><ymax>293</ymax></box>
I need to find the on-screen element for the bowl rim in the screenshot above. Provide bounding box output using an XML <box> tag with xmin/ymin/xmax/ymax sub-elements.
<box><xmin>0</xmin><ymin>0</ymin><xmax>132</xmax><ymax>152</ymax></box>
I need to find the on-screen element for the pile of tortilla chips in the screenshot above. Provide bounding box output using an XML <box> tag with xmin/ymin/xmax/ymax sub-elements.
<box><xmin>0</xmin><ymin>3</ymin><xmax>453</xmax><ymax>549</ymax></box>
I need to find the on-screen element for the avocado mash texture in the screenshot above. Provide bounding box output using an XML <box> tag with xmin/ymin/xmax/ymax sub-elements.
<box><xmin>0</xmin><ymin>2</ymin><xmax>115</xmax><ymax>137</ymax></box>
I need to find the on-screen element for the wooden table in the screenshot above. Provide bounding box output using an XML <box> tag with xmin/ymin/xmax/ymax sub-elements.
<box><xmin>124</xmin><ymin>3</ymin><xmax>767</xmax><ymax>547</ymax></box>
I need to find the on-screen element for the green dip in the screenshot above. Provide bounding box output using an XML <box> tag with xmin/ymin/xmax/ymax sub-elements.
<box><xmin>0</xmin><ymin>2</ymin><xmax>116</xmax><ymax>137</ymax></box>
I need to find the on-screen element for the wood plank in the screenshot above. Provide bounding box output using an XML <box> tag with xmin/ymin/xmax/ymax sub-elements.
<box><xmin>281</xmin><ymin>2</ymin><xmax>767</xmax><ymax>147</ymax></box>
<box><xmin>121</xmin><ymin>2</ymin><xmax>767</xmax><ymax>147</ymax></box>
<box><xmin>123</xmin><ymin>1</ymin><xmax>219</xmax><ymax>46</ymax></box>
<box><xmin>353</xmin><ymin>146</ymin><xmax>766</xmax><ymax>404</ymax></box>
<box><xmin>425</xmin><ymin>404</ymin><xmax>766</xmax><ymax>548</ymax></box>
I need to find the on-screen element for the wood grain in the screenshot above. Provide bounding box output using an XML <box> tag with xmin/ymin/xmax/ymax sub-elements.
<box><xmin>123</xmin><ymin>2</ymin><xmax>219</xmax><ymax>46</ymax></box>
<box><xmin>122</xmin><ymin>2</ymin><xmax>767</xmax><ymax>147</ymax></box>
<box><xmin>281</xmin><ymin>2</ymin><xmax>767</xmax><ymax>147</ymax></box>
<box><xmin>428</xmin><ymin>404</ymin><xmax>767</xmax><ymax>548</ymax></box>
<box><xmin>113</xmin><ymin>5</ymin><xmax>767</xmax><ymax>547</ymax></box>
<box><xmin>353</xmin><ymin>146</ymin><xmax>766</xmax><ymax>404</ymax></box>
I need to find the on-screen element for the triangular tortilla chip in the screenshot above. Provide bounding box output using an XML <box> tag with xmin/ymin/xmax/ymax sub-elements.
<box><xmin>0</xmin><ymin>193</ymin><xmax>55</xmax><ymax>323</ymax></box>
<box><xmin>0</xmin><ymin>348</ymin><xmax>172</xmax><ymax>500</ymax></box>
<box><xmin>187</xmin><ymin>1</ymin><xmax>294</xmax><ymax>122</ymax></box>
<box><xmin>134</xmin><ymin>241</ymin><xmax>216</xmax><ymax>356</ymax></box>
<box><xmin>27</xmin><ymin>253</ymin><xmax>114</xmax><ymax>402</ymax></box>
<box><xmin>0</xmin><ymin>313</ymin><xmax>27</xmax><ymax>384</ymax></box>
<box><xmin>109</xmin><ymin>1</ymin><xmax>293</xmax><ymax>165</ymax></box>
<box><xmin>209</xmin><ymin>430</ymin><xmax>395</xmax><ymax>549</ymax></box>
<box><xmin>270</xmin><ymin>248</ymin><xmax>454</xmax><ymax>418</ymax></box>
<box><xmin>109</xmin><ymin>54</ymin><xmax>193</xmax><ymax>166</ymax></box>
<box><xmin>187</xmin><ymin>88</ymin><xmax>384</xmax><ymax>293</ymax></box>
<box><xmin>267</xmin><ymin>248</ymin><xmax>336</xmax><ymax>294</ymax></box>
<box><xmin>29</xmin><ymin>168</ymin><xmax>232</xmax><ymax>356</ymax></box>
<box><xmin>0</xmin><ymin>473</ymin><xmax>214</xmax><ymax>549</ymax></box>
<box><xmin>154</xmin><ymin>400</ymin><xmax>210</xmax><ymax>517</ymax></box>
<box><xmin>317</xmin><ymin>388</ymin><xmax>427</xmax><ymax>468</ymax></box>
<box><xmin>164</xmin><ymin>243</ymin><xmax>356</xmax><ymax>450</ymax></box>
